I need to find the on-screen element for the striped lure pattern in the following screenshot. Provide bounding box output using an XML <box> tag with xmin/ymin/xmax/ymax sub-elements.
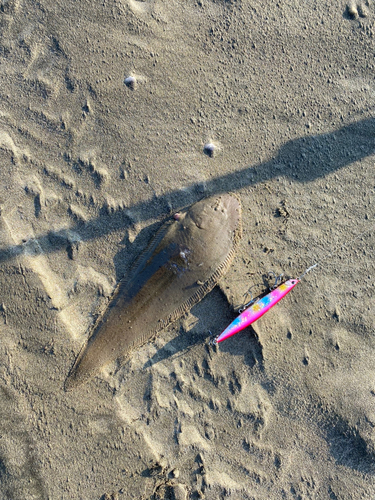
<box><xmin>215</xmin><ymin>279</ymin><xmax>300</xmax><ymax>344</ymax></box>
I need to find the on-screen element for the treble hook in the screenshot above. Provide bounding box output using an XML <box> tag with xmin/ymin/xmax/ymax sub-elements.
<box><xmin>267</xmin><ymin>270</ymin><xmax>284</xmax><ymax>289</ymax></box>
<box><xmin>239</xmin><ymin>288</ymin><xmax>255</xmax><ymax>313</ymax></box>
<box><xmin>238</xmin><ymin>271</ymin><xmax>284</xmax><ymax>315</ymax></box>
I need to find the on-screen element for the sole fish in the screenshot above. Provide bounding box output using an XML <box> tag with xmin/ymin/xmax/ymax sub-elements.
<box><xmin>65</xmin><ymin>193</ymin><xmax>242</xmax><ymax>390</ymax></box>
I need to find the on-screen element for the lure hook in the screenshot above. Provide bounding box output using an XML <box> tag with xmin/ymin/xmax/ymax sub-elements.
<box><xmin>239</xmin><ymin>288</ymin><xmax>255</xmax><ymax>313</ymax></box>
<box><xmin>267</xmin><ymin>270</ymin><xmax>284</xmax><ymax>289</ymax></box>
<box><xmin>240</xmin><ymin>271</ymin><xmax>284</xmax><ymax>313</ymax></box>
<box><xmin>215</xmin><ymin>277</ymin><xmax>300</xmax><ymax>344</ymax></box>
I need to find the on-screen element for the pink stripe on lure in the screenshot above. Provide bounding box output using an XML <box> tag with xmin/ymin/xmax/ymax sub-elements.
<box><xmin>214</xmin><ymin>279</ymin><xmax>300</xmax><ymax>344</ymax></box>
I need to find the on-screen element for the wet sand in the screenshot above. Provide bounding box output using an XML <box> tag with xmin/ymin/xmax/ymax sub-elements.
<box><xmin>0</xmin><ymin>0</ymin><xmax>375</xmax><ymax>498</ymax></box>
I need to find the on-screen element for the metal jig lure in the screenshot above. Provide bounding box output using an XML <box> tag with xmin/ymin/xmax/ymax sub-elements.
<box><xmin>214</xmin><ymin>278</ymin><xmax>299</xmax><ymax>344</ymax></box>
<box><xmin>213</xmin><ymin>264</ymin><xmax>318</xmax><ymax>345</ymax></box>
<box><xmin>213</xmin><ymin>212</ymin><xmax>375</xmax><ymax>345</ymax></box>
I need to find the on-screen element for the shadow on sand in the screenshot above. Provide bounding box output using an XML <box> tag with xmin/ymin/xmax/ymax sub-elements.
<box><xmin>1</xmin><ymin>117</ymin><xmax>374</xmax><ymax>268</ymax></box>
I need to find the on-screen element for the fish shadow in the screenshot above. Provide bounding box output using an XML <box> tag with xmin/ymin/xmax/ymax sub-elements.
<box><xmin>214</xmin><ymin>325</ymin><xmax>264</xmax><ymax>370</ymax></box>
<box><xmin>143</xmin><ymin>287</ymin><xmax>264</xmax><ymax>372</ymax></box>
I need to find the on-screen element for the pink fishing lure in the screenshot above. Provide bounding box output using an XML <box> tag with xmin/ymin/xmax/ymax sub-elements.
<box><xmin>214</xmin><ymin>279</ymin><xmax>300</xmax><ymax>344</ymax></box>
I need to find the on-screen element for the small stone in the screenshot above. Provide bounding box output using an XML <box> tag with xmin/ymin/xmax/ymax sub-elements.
<box><xmin>303</xmin><ymin>349</ymin><xmax>310</xmax><ymax>366</ymax></box>
<box><xmin>347</xmin><ymin>2</ymin><xmax>359</xmax><ymax>19</ymax></box>
<box><xmin>170</xmin><ymin>468</ymin><xmax>180</xmax><ymax>478</ymax></box>
<box><xmin>203</xmin><ymin>142</ymin><xmax>216</xmax><ymax>158</ymax></box>
<box><xmin>124</xmin><ymin>75</ymin><xmax>136</xmax><ymax>90</ymax></box>
<box><xmin>333</xmin><ymin>306</ymin><xmax>341</xmax><ymax>321</ymax></box>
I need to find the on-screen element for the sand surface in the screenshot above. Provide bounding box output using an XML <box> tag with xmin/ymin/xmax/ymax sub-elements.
<box><xmin>1</xmin><ymin>0</ymin><xmax>375</xmax><ymax>498</ymax></box>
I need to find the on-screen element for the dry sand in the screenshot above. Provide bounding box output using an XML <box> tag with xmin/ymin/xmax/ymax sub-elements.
<box><xmin>1</xmin><ymin>0</ymin><xmax>375</xmax><ymax>498</ymax></box>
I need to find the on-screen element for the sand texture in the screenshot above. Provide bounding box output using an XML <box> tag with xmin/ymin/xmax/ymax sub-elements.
<box><xmin>0</xmin><ymin>0</ymin><xmax>375</xmax><ymax>498</ymax></box>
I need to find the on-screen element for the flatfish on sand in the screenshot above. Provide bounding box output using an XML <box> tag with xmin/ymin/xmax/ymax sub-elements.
<box><xmin>65</xmin><ymin>193</ymin><xmax>242</xmax><ymax>390</ymax></box>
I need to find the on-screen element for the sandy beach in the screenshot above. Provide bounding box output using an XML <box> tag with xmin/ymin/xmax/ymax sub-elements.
<box><xmin>1</xmin><ymin>0</ymin><xmax>375</xmax><ymax>498</ymax></box>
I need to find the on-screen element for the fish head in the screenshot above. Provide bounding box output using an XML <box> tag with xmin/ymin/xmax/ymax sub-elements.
<box><xmin>176</xmin><ymin>193</ymin><xmax>242</xmax><ymax>267</ymax></box>
<box><xmin>185</xmin><ymin>193</ymin><xmax>241</xmax><ymax>233</ymax></box>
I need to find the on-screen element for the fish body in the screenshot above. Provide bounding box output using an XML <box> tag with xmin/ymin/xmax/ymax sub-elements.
<box><xmin>214</xmin><ymin>278</ymin><xmax>299</xmax><ymax>344</ymax></box>
<box><xmin>65</xmin><ymin>194</ymin><xmax>242</xmax><ymax>390</ymax></box>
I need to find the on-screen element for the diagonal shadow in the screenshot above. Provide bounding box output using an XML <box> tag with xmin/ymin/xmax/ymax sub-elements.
<box><xmin>143</xmin><ymin>324</ymin><xmax>264</xmax><ymax>372</ymax></box>
<box><xmin>143</xmin><ymin>286</ymin><xmax>265</xmax><ymax>370</ymax></box>
<box><xmin>1</xmin><ymin>117</ymin><xmax>375</xmax><ymax>267</ymax></box>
